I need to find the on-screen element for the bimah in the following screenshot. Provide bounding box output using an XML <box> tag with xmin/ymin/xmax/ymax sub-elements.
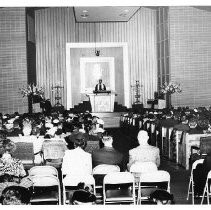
<box><xmin>87</xmin><ymin>91</ymin><xmax>115</xmax><ymax>112</ymax></box>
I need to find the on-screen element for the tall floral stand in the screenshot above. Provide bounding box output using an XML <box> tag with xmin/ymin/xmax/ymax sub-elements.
<box><xmin>165</xmin><ymin>93</ymin><xmax>171</xmax><ymax>108</ymax></box>
<box><xmin>28</xmin><ymin>94</ymin><xmax>33</xmax><ymax>114</ymax></box>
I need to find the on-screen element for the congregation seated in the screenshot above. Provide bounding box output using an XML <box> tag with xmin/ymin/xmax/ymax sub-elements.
<box><xmin>127</xmin><ymin>130</ymin><xmax>160</xmax><ymax>170</ymax></box>
<box><xmin>92</xmin><ymin>136</ymin><xmax>124</xmax><ymax>171</ymax></box>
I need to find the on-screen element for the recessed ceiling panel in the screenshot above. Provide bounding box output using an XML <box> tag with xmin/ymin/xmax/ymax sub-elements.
<box><xmin>74</xmin><ymin>6</ymin><xmax>140</xmax><ymax>22</ymax></box>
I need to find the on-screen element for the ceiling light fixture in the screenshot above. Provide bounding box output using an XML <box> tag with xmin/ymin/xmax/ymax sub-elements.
<box><xmin>81</xmin><ymin>14</ymin><xmax>89</xmax><ymax>18</ymax></box>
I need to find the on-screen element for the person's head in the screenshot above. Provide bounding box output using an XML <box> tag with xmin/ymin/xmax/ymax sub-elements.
<box><xmin>99</xmin><ymin>79</ymin><xmax>102</xmax><ymax>84</ymax></box>
<box><xmin>71</xmin><ymin>183</ymin><xmax>96</xmax><ymax>205</ymax></box>
<box><xmin>188</xmin><ymin>118</ymin><xmax>198</xmax><ymax>128</ymax></box>
<box><xmin>31</xmin><ymin>126</ymin><xmax>40</xmax><ymax>136</ymax></box>
<box><xmin>102</xmin><ymin>136</ymin><xmax>113</xmax><ymax>147</ymax></box>
<box><xmin>0</xmin><ymin>138</ymin><xmax>16</xmax><ymax>154</ymax></box>
<box><xmin>74</xmin><ymin>133</ymin><xmax>86</xmax><ymax>149</ymax></box>
<box><xmin>0</xmin><ymin>186</ymin><xmax>31</xmax><ymax>205</ymax></box>
<box><xmin>22</xmin><ymin>125</ymin><xmax>32</xmax><ymax>136</ymax></box>
<box><xmin>150</xmin><ymin>189</ymin><xmax>174</xmax><ymax>205</ymax></box>
<box><xmin>137</xmin><ymin>130</ymin><xmax>149</xmax><ymax>145</ymax></box>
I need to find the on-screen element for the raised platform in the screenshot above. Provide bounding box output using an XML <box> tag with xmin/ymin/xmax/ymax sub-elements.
<box><xmin>92</xmin><ymin>112</ymin><xmax>126</xmax><ymax>128</ymax></box>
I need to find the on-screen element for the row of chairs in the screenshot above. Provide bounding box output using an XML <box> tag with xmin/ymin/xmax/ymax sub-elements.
<box><xmin>187</xmin><ymin>159</ymin><xmax>211</xmax><ymax>205</ymax></box>
<box><xmin>27</xmin><ymin>162</ymin><xmax>170</xmax><ymax>205</ymax></box>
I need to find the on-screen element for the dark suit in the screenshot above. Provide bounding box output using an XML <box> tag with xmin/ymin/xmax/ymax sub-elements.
<box><xmin>95</xmin><ymin>83</ymin><xmax>106</xmax><ymax>91</ymax></box>
<box><xmin>92</xmin><ymin>147</ymin><xmax>124</xmax><ymax>170</ymax></box>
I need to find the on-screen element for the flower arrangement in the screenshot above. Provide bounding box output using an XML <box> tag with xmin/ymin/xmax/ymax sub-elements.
<box><xmin>19</xmin><ymin>84</ymin><xmax>44</xmax><ymax>98</ymax></box>
<box><xmin>160</xmin><ymin>81</ymin><xmax>182</xmax><ymax>94</ymax></box>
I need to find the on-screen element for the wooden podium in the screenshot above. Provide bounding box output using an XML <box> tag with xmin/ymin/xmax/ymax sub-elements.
<box><xmin>87</xmin><ymin>92</ymin><xmax>115</xmax><ymax>112</ymax></box>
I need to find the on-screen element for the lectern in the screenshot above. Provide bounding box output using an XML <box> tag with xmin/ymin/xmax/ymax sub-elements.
<box><xmin>87</xmin><ymin>92</ymin><xmax>115</xmax><ymax>112</ymax></box>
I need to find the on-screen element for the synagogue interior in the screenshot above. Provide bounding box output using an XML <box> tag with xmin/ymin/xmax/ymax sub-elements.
<box><xmin>1</xmin><ymin>4</ymin><xmax>211</xmax><ymax>205</ymax></box>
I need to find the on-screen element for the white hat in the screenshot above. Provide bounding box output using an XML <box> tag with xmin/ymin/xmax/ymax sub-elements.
<box><xmin>53</xmin><ymin>119</ymin><xmax>59</xmax><ymax>124</ymax></box>
<box><xmin>45</xmin><ymin>123</ymin><xmax>53</xmax><ymax>129</ymax></box>
<box><xmin>97</xmin><ymin>119</ymin><xmax>104</xmax><ymax>125</ymax></box>
<box><xmin>95</xmin><ymin>127</ymin><xmax>105</xmax><ymax>133</ymax></box>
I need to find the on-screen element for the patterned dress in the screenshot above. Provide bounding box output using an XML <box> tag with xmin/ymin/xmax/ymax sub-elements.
<box><xmin>0</xmin><ymin>156</ymin><xmax>26</xmax><ymax>177</ymax></box>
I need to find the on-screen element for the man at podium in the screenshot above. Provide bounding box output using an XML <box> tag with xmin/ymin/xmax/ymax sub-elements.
<box><xmin>95</xmin><ymin>79</ymin><xmax>106</xmax><ymax>92</ymax></box>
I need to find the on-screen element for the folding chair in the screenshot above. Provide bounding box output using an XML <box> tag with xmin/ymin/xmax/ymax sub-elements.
<box><xmin>137</xmin><ymin>170</ymin><xmax>170</xmax><ymax>204</ymax></box>
<box><xmin>103</xmin><ymin>172</ymin><xmax>135</xmax><ymax>205</ymax></box>
<box><xmin>187</xmin><ymin>159</ymin><xmax>204</xmax><ymax>204</ymax></box>
<box><xmin>12</xmin><ymin>141</ymin><xmax>35</xmax><ymax>170</ymax></box>
<box><xmin>62</xmin><ymin>173</ymin><xmax>96</xmax><ymax>205</ymax></box>
<box><xmin>30</xmin><ymin>175</ymin><xmax>61</xmax><ymax>205</ymax></box>
<box><xmin>92</xmin><ymin>164</ymin><xmax>120</xmax><ymax>200</ymax></box>
<box><xmin>42</xmin><ymin>139</ymin><xmax>67</xmax><ymax>169</ymax></box>
<box><xmin>201</xmin><ymin>170</ymin><xmax>211</xmax><ymax>204</ymax></box>
<box><xmin>29</xmin><ymin>165</ymin><xmax>58</xmax><ymax>177</ymax></box>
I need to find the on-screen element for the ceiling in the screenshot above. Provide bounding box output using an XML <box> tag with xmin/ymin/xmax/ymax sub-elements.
<box><xmin>74</xmin><ymin>6</ymin><xmax>141</xmax><ymax>22</ymax></box>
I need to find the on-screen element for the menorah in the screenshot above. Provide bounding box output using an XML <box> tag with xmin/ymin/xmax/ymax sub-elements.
<box><xmin>52</xmin><ymin>85</ymin><xmax>64</xmax><ymax>106</ymax></box>
<box><xmin>131</xmin><ymin>80</ymin><xmax>142</xmax><ymax>104</ymax></box>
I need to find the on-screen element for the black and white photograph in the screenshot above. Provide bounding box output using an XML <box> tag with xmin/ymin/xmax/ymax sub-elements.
<box><xmin>0</xmin><ymin>0</ymin><xmax>211</xmax><ymax>206</ymax></box>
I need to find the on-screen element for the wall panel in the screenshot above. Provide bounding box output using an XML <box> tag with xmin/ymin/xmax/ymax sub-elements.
<box><xmin>169</xmin><ymin>6</ymin><xmax>211</xmax><ymax>107</ymax></box>
<box><xmin>0</xmin><ymin>8</ymin><xmax>28</xmax><ymax>114</ymax></box>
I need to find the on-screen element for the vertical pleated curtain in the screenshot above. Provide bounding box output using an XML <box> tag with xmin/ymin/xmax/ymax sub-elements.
<box><xmin>127</xmin><ymin>8</ymin><xmax>157</xmax><ymax>106</ymax></box>
<box><xmin>35</xmin><ymin>7</ymin><xmax>157</xmax><ymax>108</ymax></box>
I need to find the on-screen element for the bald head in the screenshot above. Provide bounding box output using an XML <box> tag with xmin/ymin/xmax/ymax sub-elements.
<box><xmin>137</xmin><ymin>130</ymin><xmax>149</xmax><ymax>145</ymax></box>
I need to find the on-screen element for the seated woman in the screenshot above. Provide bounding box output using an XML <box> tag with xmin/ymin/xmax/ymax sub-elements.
<box><xmin>0</xmin><ymin>139</ymin><xmax>33</xmax><ymax>195</ymax></box>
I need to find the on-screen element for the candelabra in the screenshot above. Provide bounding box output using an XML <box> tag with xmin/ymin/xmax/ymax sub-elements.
<box><xmin>52</xmin><ymin>85</ymin><xmax>64</xmax><ymax>106</ymax></box>
<box><xmin>131</xmin><ymin>80</ymin><xmax>143</xmax><ymax>104</ymax></box>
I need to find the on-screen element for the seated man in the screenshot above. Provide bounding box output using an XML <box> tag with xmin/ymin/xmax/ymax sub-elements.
<box><xmin>127</xmin><ymin>130</ymin><xmax>160</xmax><ymax>170</ymax></box>
<box><xmin>62</xmin><ymin>138</ymin><xmax>92</xmax><ymax>175</ymax></box>
<box><xmin>95</xmin><ymin>79</ymin><xmax>106</xmax><ymax>92</ymax></box>
<box><xmin>92</xmin><ymin>136</ymin><xmax>124</xmax><ymax>170</ymax></box>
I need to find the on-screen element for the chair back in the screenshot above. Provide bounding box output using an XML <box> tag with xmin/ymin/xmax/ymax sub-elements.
<box><xmin>139</xmin><ymin>170</ymin><xmax>170</xmax><ymax>192</ymax></box>
<box><xmin>62</xmin><ymin>174</ymin><xmax>96</xmax><ymax>205</ymax></box>
<box><xmin>104</xmin><ymin>172</ymin><xmax>134</xmax><ymax>185</ymax></box>
<box><xmin>42</xmin><ymin>140</ymin><xmax>66</xmax><ymax>160</ymax></box>
<box><xmin>92</xmin><ymin>164</ymin><xmax>120</xmax><ymax>175</ymax></box>
<box><xmin>30</xmin><ymin>175</ymin><xmax>61</xmax><ymax>205</ymax></box>
<box><xmin>63</xmin><ymin>174</ymin><xmax>95</xmax><ymax>187</ymax></box>
<box><xmin>29</xmin><ymin>166</ymin><xmax>58</xmax><ymax>177</ymax></box>
<box><xmin>12</xmin><ymin>142</ymin><xmax>34</xmax><ymax>167</ymax></box>
<box><xmin>191</xmin><ymin>159</ymin><xmax>204</xmax><ymax>171</ymax></box>
<box><xmin>103</xmin><ymin>172</ymin><xmax>135</xmax><ymax>205</ymax></box>
<box><xmin>130</xmin><ymin>162</ymin><xmax>158</xmax><ymax>174</ymax></box>
<box><xmin>31</xmin><ymin>175</ymin><xmax>60</xmax><ymax>187</ymax></box>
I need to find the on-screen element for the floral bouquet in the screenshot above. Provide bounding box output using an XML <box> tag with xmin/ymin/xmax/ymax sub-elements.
<box><xmin>160</xmin><ymin>81</ymin><xmax>182</xmax><ymax>94</ymax></box>
<box><xmin>19</xmin><ymin>84</ymin><xmax>44</xmax><ymax>98</ymax></box>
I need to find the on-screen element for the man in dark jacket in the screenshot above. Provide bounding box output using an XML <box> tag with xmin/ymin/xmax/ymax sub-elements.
<box><xmin>92</xmin><ymin>136</ymin><xmax>124</xmax><ymax>170</ymax></box>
